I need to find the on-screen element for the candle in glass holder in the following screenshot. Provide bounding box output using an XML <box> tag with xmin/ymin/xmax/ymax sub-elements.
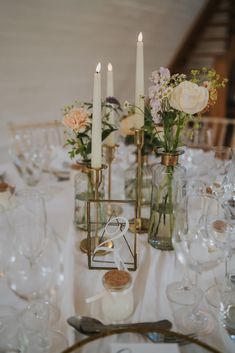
<box><xmin>135</xmin><ymin>32</ymin><xmax>144</xmax><ymax>129</ymax></box>
<box><xmin>91</xmin><ymin>62</ymin><xmax>102</xmax><ymax>168</ymax></box>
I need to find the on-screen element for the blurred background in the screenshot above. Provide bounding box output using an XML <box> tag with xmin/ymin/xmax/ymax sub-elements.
<box><xmin>0</xmin><ymin>0</ymin><xmax>234</xmax><ymax>161</ymax></box>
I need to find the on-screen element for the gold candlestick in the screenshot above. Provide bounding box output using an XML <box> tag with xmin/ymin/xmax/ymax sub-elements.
<box><xmin>80</xmin><ymin>164</ymin><xmax>112</xmax><ymax>254</ymax></box>
<box><xmin>103</xmin><ymin>144</ymin><xmax>123</xmax><ymax>216</ymax></box>
<box><xmin>129</xmin><ymin>128</ymin><xmax>149</xmax><ymax>233</ymax></box>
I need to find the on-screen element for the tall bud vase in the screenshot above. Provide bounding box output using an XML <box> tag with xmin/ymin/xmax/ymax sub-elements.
<box><xmin>74</xmin><ymin>162</ymin><xmax>105</xmax><ymax>230</ymax></box>
<box><xmin>148</xmin><ymin>150</ymin><xmax>186</xmax><ymax>251</ymax></box>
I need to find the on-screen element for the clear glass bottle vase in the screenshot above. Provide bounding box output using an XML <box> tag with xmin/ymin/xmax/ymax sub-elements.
<box><xmin>148</xmin><ymin>151</ymin><xmax>186</xmax><ymax>251</ymax></box>
<box><xmin>74</xmin><ymin>163</ymin><xmax>105</xmax><ymax>230</ymax></box>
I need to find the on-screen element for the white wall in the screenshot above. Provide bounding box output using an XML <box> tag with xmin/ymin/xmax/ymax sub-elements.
<box><xmin>0</xmin><ymin>0</ymin><xmax>206</xmax><ymax>160</ymax></box>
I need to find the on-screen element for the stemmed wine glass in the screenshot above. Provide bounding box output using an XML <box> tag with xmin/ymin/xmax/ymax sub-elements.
<box><xmin>208</xmin><ymin>146</ymin><xmax>232</xmax><ymax>199</ymax></box>
<box><xmin>4</xmin><ymin>190</ymin><xmax>62</xmax><ymax>300</ymax></box>
<box><xmin>1</xmin><ymin>189</ymin><xmax>67</xmax><ymax>351</ymax></box>
<box><xmin>205</xmin><ymin>196</ymin><xmax>235</xmax><ymax>309</ymax></box>
<box><xmin>6</xmin><ymin>224</ymin><xmax>63</xmax><ymax>302</ymax></box>
<box><xmin>9</xmin><ymin>131</ymin><xmax>45</xmax><ymax>186</ymax></box>
<box><xmin>6</xmin><ymin>226</ymin><xmax>67</xmax><ymax>352</ymax></box>
<box><xmin>172</xmin><ymin>194</ymin><xmax>225</xmax><ymax>336</ymax></box>
<box><xmin>166</xmin><ymin>179</ymin><xmax>207</xmax><ymax>306</ymax></box>
<box><xmin>8</xmin><ymin>189</ymin><xmax>47</xmax><ymax>266</ymax></box>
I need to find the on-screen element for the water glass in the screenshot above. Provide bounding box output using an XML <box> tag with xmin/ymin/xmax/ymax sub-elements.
<box><xmin>9</xmin><ymin>131</ymin><xmax>44</xmax><ymax>186</ymax></box>
<box><xmin>209</xmin><ymin>146</ymin><xmax>232</xmax><ymax>198</ymax></box>
<box><xmin>220</xmin><ymin>279</ymin><xmax>235</xmax><ymax>340</ymax></box>
<box><xmin>0</xmin><ymin>305</ymin><xmax>28</xmax><ymax>352</ymax></box>
<box><xmin>20</xmin><ymin>302</ymin><xmax>67</xmax><ymax>353</ymax></box>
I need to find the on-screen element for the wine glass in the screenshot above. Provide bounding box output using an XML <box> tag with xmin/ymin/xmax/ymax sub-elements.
<box><xmin>208</xmin><ymin>146</ymin><xmax>232</xmax><ymax>199</ymax></box>
<box><xmin>6</xmin><ymin>225</ymin><xmax>63</xmax><ymax>302</ymax></box>
<box><xmin>0</xmin><ymin>305</ymin><xmax>28</xmax><ymax>352</ymax></box>
<box><xmin>166</xmin><ymin>179</ymin><xmax>207</xmax><ymax>306</ymax></box>
<box><xmin>9</xmin><ymin>131</ymin><xmax>44</xmax><ymax>186</ymax></box>
<box><xmin>166</xmin><ymin>196</ymin><xmax>201</xmax><ymax>306</ymax></box>
<box><xmin>7</xmin><ymin>190</ymin><xmax>47</xmax><ymax>266</ymax></box>
<box><xmin>172</xmin><ymin>194</ymin><xmax>225</xmax><ymax>336</ymax></box>
<box><xmin>205</xmin><ymin>197</ymin><xmax>235</xmax><ymax>308</ymax></box>
<box><xmin>20</xmin><ymin>301</ymin><xmax>68</xmax><ymax>353</ymax></box>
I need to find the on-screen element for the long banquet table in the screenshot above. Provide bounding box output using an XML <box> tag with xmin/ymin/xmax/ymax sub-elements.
<box><xmin>0</xmin><ymin>152</ymin><xmax>234</xmax><ymax>353</ymax></box>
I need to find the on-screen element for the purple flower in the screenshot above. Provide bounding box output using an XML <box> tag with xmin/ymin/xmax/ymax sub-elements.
<box><xmin>151</xmin><ymin>109</ymin><xmax>162</xmax><ymax>124</ymax></box>
<box><xmin>159</xmin><ymin>67</ymin><xmax>171</xmax><ymax>80</ymax></box>
<box><xmin>148</xmin><ymin>85</ymin><xmax>157</xmax><ymax>99</ymax></box>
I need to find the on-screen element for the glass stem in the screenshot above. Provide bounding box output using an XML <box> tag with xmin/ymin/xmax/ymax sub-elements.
<box><xmin>191</xmin><ymin>273</ymin><xmax>202</xmax><ymax>316</ymax></box>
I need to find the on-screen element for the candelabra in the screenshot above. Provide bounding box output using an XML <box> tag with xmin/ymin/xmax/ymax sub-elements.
<box><xmin>129</xmin><ymin>128</ymin><xmax>149</xmax><ymax>233</ymax></box>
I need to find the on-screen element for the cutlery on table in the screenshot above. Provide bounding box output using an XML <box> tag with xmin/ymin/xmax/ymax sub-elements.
<box><xmin>67</xmin><ymin>315</ymin><xmax>172</xmax><ymax>336</ymax></box>
<box><xmin>144</xmin><ymin>331</ymin><xmax>196</xmax><ymax>346</ymax></box>
<box><xmin>67</xmin><ymin>315</ymin><xmax>195</xmax><ymax>345</ymax></box>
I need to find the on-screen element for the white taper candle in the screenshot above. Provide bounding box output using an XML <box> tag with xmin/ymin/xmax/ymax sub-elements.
<box><xmin>105</xmin><ymin>63</ymin><xmax>115</xmax><ymax>146</ymax></box>
<box><xmin>135</xmin><ymin>32</ymin><xmax>144</xmax><ymax>129</ymax></box>
<box><xmin>91</xmin><ymin>62</ymin><xmax>102</xmax><ymax>168</ymax></box>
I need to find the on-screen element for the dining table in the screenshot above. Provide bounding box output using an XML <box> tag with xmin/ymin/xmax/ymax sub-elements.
<box><xmin>0</xmin><ymin>145</ymin><xmax>234</xmax><ymax>353</ymax></box>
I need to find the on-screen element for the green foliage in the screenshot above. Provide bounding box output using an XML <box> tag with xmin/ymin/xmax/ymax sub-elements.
<box><xmin>63</xmin><ymin>98</ymin><xmax>121</xmax><ymax>161</ymax></box>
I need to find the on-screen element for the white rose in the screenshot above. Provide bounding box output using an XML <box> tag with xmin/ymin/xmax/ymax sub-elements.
<box><xmin>169</xmin><ymin>81</ymin><xmax>209</xmax><ymax>114</ymax></box>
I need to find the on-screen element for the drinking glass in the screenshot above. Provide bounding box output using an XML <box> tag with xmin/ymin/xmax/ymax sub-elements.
<box><xmin>205</xmin><ymin>198</ymin><xmax>235</xmax><ymax>308</ymax></box>
<box><xmin>8</xmin><ymin>190</ymin><xmax>47</xmax><ymax>265</ymax></box>
<box><xmin>219</xmin><ymin>253</ymin><xmax>235</xmax><ymax>341</ymax></box>
<box><xmin>208</xmin><ymin>146</ymin><xmax>232</xmax><ymax>199</ymax></box>
<box><xmin>172</xmin><ymin>194</ymin><xmax>225</xmax><ymax>335</ymax></box>
<box><xmin>20</xmin><ymin>301</ymin><xmax>68</xmax><ymax>353</ymax></box>
<box><xmin>6</xmin><ymin>225</ymin><xmax>62</xmax><ymax>301</ymax></box>
<box><xmin>166</xmin><ymin>179</ymin><xmax>207</xmax><ymax>306</ymax></box>
<box><xmin>9</xmin><ymin>131</ymin><xmax>44</xmax><ymax>186</ymax></box>
<box><xmin>0</xmin><ymin>305</ymin><xmax>28</xmax><ymax>352</ymax></box>
<box><xmin>166</xmin><ymin>196</ymin><xmax>201</xmax><ymax>306</ymax></box>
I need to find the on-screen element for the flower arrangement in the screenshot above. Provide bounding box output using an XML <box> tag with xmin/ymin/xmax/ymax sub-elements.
<box><xmin>148</xmin><ymin>67</ymin><xmax>228</xmax><ymax>153</ymax></box>
<box><xmin>122</xmin><ymin>101</ymin><xmax>160</xmax><ymax>155</ymax></box>
<box><xmin>62</xmin><ymin>97</ymin><xmax>121</xmax><ymax>161</ymax></box>
<box><xmin>147</xmin><ymin>67</ymin><xmax>227</xmax><ymax>251</ymax></box>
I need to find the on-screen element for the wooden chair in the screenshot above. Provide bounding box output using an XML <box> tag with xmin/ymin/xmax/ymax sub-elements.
<box><xmin>8</xmin><ymin>120</ymin><xmax>66</xmax><ymax>147</ymax></box>
<box><xmin>183</xmin><ymin>116</ymin><xmax>235</xmax><ymax>149</ymax></box>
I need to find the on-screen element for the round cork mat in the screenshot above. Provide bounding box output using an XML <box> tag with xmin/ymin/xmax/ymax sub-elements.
<box><xmin>103</xmin><ymin>269</ymin><xmax>132</xmax><ymax>291</ymax></box>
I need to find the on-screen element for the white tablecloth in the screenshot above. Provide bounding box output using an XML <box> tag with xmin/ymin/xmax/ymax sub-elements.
<box><xmin>0</xmin><ymin>157</ymin><xmax>234</xmax><ymax>353</ymax></box>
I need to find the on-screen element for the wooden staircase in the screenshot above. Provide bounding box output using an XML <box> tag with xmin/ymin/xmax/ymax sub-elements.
<box><xmin>169</xmin><ymin>0</ymin><xmax>235</xmax><ymax>146</ymax></box>
<box><xmin>169</xmin><ymin>0</ymin><xmax>234</xmax><ymax>75</ymax></box>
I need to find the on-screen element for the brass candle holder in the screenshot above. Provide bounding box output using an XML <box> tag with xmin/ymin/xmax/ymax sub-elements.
<box><xmin>103</xmin><ymin>144</ymin><xmax>123</xmax><ymax>216</ymax></box>
<box><xmin>129</xmin><ymin>128</ymin><xmax>149</xmax><ymax>233</ymax></box>
<box><xmin>80</xmin><ymin>164</ymin><xmax>112</xmax><ymax>255</ymax></box>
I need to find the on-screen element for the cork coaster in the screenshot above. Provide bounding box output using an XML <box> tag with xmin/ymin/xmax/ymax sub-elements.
<box><xmin>212</xmin><ymin>220</ymin><xmax>227</xmax><ymax>233</ymax></box>
<box><xmin>206</xmin><ymin>186</ymin><xmax>213</xmax><ymax>195</ymax></box>
<box><xmin>103</xmin><ymin>269</ymin><xmax>131</xmax><ymax>290</ymax></box>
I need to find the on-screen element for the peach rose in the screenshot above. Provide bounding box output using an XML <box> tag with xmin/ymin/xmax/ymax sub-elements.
<box><xmin>62</xmin><ymin>108</ymin><xmax>91</xmax><ymax>132</ymax></box>
<box><xmin>169</xmin><ymin>81</ymin><xmax>209</xmax><ymax>115</ymax></box>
